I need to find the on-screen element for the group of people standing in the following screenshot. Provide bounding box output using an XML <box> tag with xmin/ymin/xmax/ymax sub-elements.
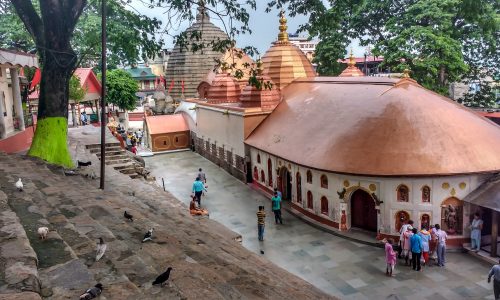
<box><xmin>385</xmin><ymin>220</ymin><xmax>449</xmax><ymax>276</ymax></box>
<box><xmin>256</xmin><ymin>188</ymin><xmax>284</xmax><ymax>242</ymax></box>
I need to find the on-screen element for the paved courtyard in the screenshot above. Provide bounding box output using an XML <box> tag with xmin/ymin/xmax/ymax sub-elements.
<box><xmin>145</xmin><ymin>151</ymin><xmax>496</xmax><ymax>300</ymax></box>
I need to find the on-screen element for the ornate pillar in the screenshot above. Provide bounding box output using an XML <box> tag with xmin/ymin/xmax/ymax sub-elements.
<box><xmin>0</xmin><ymin>91</ymin><xmax>6</xmax><ymax>139</ymax></box>
<box><xmin>9</xmin><ymin>68</ymin><xmax>25</xmax><ymax>131</ymax></box>
<box><xmin>491</xmin><ymin>210</ymin><xmax>498</xmax><ymax>258</ymax></box>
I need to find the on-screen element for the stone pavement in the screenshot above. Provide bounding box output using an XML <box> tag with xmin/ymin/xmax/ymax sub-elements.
<box><xmin>145</xmin><ymin>151</ymin><xmax>497</xmax><ymax>300</ymax></box>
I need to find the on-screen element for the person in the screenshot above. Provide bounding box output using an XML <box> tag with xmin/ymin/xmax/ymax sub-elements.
<box><xmin>410</xmin><ymin>228</ymin><xmax>423</xmax><ymax>271</ymax></box>
<box><xmin>257</xmin><ymin>206</ymin><xmax>266</xmax><ymax>241</ymax></box>
<box><xmin>80</xmin><ymin>111</ymin><xmax>88</xmax><ymax>125</ymax></box>
<box><xmin>385</xmin><ymin>238</ymin><xmax>397</xmax><ymax>277</ymax></box>
<box><xmin>198</xmin><ymin>168</ymin><xmax>207</xmax><ymax>184</ymax></box>
<box><xmin>470</xmin><ymin>212</ymin><xmax>483</xmax><ymax>252</ymax></box>
<box><xmin>271</xmin><ymin>191</ymin><xmax>283</xmax><ymax>224</ymax></box>
<box><xmin>192</xmin><ymin>177</ymin><xmax>207</xmax><ymax>206</ymax></box>
<box><xmin>488</xmin><ymin>259</ymin><xmax>500</xmax><ymax>300</ymax></box>
<box><xmin>435</xmin><ymin>224</ymin><xmax>448</xmax><ymax>267</ymax></box>
<box><xmin>429</xmin><ymin>224</ymin><xmax>438</xmax><ymax>261</ymax></box>
<box><xmin>125</xmin><ymin>135</ymin><xmax>133</xmax><ymax>151</ymax></box>
<box><xmin>135</xmin><ymin>129</ymin><xmax>143</xmax><ymax>143</ymax></box>
<box><xmin>398</xmin><ymin>220</ymin><xmax>414</xmax><ymax>258</ymax></box>
<box><xmin>402</xmin><ymin>225</ymin><xmax>413</xmax><ymax>266</ymax></box>
<box><xmin>274</xmin><ymin>187</ymin><xmax>282</xmax><ymax>200</ymax></box>
<box><xmin>131</xmin><ymin>143</ymin><xmax>137</xmax><ymax>155</ymax></box>
<box><xmin>418</xmin><ymin>227</ymin><xmax>431</xmax><ymax>266</ymax></box>
<box><xmin>189</xmin><ymin>196</ymin><xmax>208</xmax><ymax>216</ymax></box>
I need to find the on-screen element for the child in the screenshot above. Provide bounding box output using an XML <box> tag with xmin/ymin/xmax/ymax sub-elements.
<box><xmin>385</xmin><ymin>238</ymin><xmax>397</xmax><ymax>276</ymax></box>
<box><xmin>257</xmin><ymin>206</ymin><xmax>266</xmax><ymax>241</ymax></box>
<box><xmin>402</xmin><ymin>225</ymin><xmax>414</xmax><ymax>266</ymax></box>
<box><xmin>419</xmin><ymin>227</ymin><xmax>431</xmax><ymax>266</ymax></box>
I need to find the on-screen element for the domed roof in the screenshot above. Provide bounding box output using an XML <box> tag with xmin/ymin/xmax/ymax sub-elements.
<box><xmin>245</xmin><ymin>76</ymin><xmax>500</xmax><ymax>176</ymax></box>
<box><xmin>339</xmin><ymin>52</ymin><xmax>365</xmax><ymax>77</ymax></box>
<box><xmin>219</xmin><ymin>48</ymin><xmax>255</xmax><ymax>89</ymax></box>
<box><xmin>206</xmin><ymin>72</ymin><xmax>241</xmax><ymax>104</ymax></box>
<box><xmin>165</xmin><ymin>7</ymin><xmax>229</xmax><ymax>99</ymax></box>
<box><xmin>240</xmin><ymin>64</ymin><xmax>281</xmax><ymax>110</ymax></box>
<box><xmin>261</xmin><ymin>11</ymin><xmax>315</xmax><ymax>90</ymax></box>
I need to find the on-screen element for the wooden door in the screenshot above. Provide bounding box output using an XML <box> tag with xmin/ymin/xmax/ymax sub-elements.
<box><xmin>351</xmin><ymin>189</ymin><xmax>377</xmax><ymax>232</ymax></box>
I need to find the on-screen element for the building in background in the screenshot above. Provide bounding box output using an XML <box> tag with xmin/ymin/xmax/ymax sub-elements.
<box><xmin>144</xmin><ymin>114</ymin><xmax>190</xmax><ymax>152</ymax></box>
<box><xmin>124</xmin><ymin>66</ymin><xmax>158</xmax><ymax>98</ymax></box>
<box><xmin>147</xmin><ymin>49</ymin><xmax>171</xmax><ymax>77</ymax></box>
<box><xmin>288</xmin><ymin>33</ymin><xmax>318</xmax><ymax>62</ymax></box>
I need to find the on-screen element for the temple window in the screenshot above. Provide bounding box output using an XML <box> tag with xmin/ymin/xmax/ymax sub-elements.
<box><xmin>307</xmin><ymin>191</ymin><xmax>313</xmax><ymax>209</ymax></box>
<box><xmin>422</xmin><ymin>186</ymin><xmax>431</xmax><ymax>202</ymax></box>
<box><xmin>421</xmin><ymin>213</ymin><xmax>431</xmax><ymax>230</ymax></box>
<box><xmin>257</xmin><ymin>154</ymin><xmax>261</xmax><ymax>164</ymax></box>
<box><xmin>260</xmin><ymin>170</ymin><xmax>265</xmax><ymax>183</ymax></box>
<box><xmin>320</xmin><ymin>174</ymin><xmax>328</xmax><ymax>189</ymax></box>
<box><xmin>267</xmin><ymin>158</ymin><xmax>273</xmax><ymax>186</ymax></box>
<box><xmin>306</xmin><ymin>170</ymin><xmax>312</xmax><ymax>184</ymax></box>
<box><xmin>320</xmin><ymin>196</ymin><xmax>328</xmax><ymax>215</ymax></box>
<box><xmin>253</xmin><ymin>166</ymin><xmax>258</xmax><ymax>180</ymax></box>
<box><xmin>441</xmin><ymin>197</ymin><xmax>463</xmax><ymax>235</ymax></box>
<box><xmin>397</xmin><ymin>184</ymin><xmax>409</xmax><ymax>202</ymax></box>
<box><xmin>296</xmin><ymin>172</ymin><xmax>302</xmax><ymax>203</ymax></box>
<box><xmin>395</xmin><ymin>211</ymin><xmax>410</xmax><ymax>233</ymax></box>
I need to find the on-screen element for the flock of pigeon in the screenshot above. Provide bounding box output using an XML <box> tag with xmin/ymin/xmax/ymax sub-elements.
<box><xmin>13</xmin><ymin>178</ymin><xmax>173</xmax><ymax>299</ymax></box>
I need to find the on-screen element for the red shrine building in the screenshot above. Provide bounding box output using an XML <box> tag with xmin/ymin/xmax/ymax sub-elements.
<box><xmin>171</xmin><ymin>11</ymin><xmax>500</xmax><ymax>250</ymax></box>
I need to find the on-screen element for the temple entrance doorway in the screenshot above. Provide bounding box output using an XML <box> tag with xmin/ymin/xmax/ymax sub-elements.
<box><xmin>278</xmin><ymin>167</ymin><xmax>292</xmax><ymax>201</ymax></box>
<box><xmin>351</xmin><ymin>189</ymin><xmax>377</xmax><ymax>232</ymax></box>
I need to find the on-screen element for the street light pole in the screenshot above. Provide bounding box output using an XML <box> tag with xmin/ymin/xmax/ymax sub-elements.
<box><xmin>99</xmin><ymin>0</ymin><xmax>107</xmax><ymax>190</ymax></box>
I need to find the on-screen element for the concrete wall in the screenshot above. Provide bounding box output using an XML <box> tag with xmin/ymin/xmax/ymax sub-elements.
<box><xmin>0</xmin><ymin>67</ymin><xmax>15</xmax><ymax>136</ymax></box>
<box><xmin>250</xmin><ymin>147</ymin><xmax>487</xmax><ymax>246</ymax></box>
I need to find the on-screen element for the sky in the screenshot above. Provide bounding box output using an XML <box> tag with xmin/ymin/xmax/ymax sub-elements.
<box><xmin>129</xmin><ymin>1</ymin><xmax>366</xmax><ymax>58</ymax></box>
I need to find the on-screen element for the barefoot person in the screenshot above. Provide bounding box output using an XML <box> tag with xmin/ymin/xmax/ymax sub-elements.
<box><xmin>192</xmin><ymin>177</ymin><xmax>207</xmax><ymax>207</ymax></box>
<box><xmin>257</xmin><ymin>206</ymin><xmax>266</xmax><ymax>241</ymax></box>
<box><xmin>271</xmin><ymin>192</ymin><xmax>282</xmax><ymax>225</ymax></box>
<box><xmin>385</xmin><ymin>238</ymin><xmax>397</xmax><ymax>277</ymax></box>
<box><xmin>189</xmin><ymin>196</ymin><xmax>208</xmax><ymax>216</ymax></box>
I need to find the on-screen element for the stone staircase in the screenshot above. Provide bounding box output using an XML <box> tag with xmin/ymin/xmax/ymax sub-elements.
<box><xmin>86</xmin><ymin>143</ymin><xmax>144</xmax><ymax>179</ymax></box>
<box><xmin>0</xmin><ymin>154</ymin><xmax>332</xmax><ymax>300</ymax></box>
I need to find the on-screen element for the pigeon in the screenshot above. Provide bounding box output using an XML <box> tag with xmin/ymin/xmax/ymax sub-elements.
<box><xmin>260</xmin><ymin>250</ymin><xmax>265</xmax><ymax>254</ymax></box>
<box><xmin>95</xmin><ymin>238</ymin><xmax>107</xmax><ymax>261</ymax></box>
<box><xmin>37</xmin><ymin>227</ymin><xmax>49</xmax><ymax>240</ymax></box>
<box><xmin>152</xmin><ymin>267</ymin><xmax>172</xmax><ymax>287</ymax></box>
<box><xmin>124</xmin><ymin>211</ymin><xmax>134</xmax><ymax>222</ymax></box>
<box><xmin>15</xmin><ymin>178</ymin><xmax>23</xmax><ymax>191</ymax></box>
<box><xmin>79</xmin><ymin>283</ymin><xmax>103</xmax><ymax>300</ymax></box>
<box><xmin>77</xmin><ymin>160</ymin><xmax>92</xmax><ymax>167</ymax></box>
<box><xmin>142</xmin><ymin>228</ymin><xmax>154</xmax><ymax>243</ymax></box>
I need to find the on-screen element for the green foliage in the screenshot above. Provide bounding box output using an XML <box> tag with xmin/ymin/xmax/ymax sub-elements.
<box><xmin>104</xmin><ymin>69</ymin><xmax>138</xmax><ymax>111</ymax></box>
<box><xmin>69</xmin><ymin>75</ymin><xmax>86</xmax><ymax>102</ymax></box>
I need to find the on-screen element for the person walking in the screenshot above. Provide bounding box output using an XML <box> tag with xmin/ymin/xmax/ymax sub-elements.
<box><xmin>435</xmin><ymin>224</ymin><xmax>448</xmax><ymax>267</ymax></box>
<box><xmin>198</xmin><ymin>168</ymin><xmax>207</xmax><ymax>184</ymax></box>
<box><xmin>257</xmin><ymin>206</ymin><xmax>266</xmax><ymax>241</ymax></box>
<box><xmin>274</xmin><ymin>187</ymin><xmax>282</xmax><ymax>200</ymax></box>
<box><xmin>470</xmin><ymin>212</ymin><xmax>483</xmax><ymax>252</ymax></box>
<box><xmin>402</xmin><ymin>225</ymin><xmax>413</xmax><ymax>266</ymax></box>
<box><xmin>488</xmin><ymin>259</ymin><xmax>500</xmax><ymax>300</ymax></box>
<box><xmin>192</xmin><ymin>177</ymin><xmax>207</xmax><ymax>207</ymax></box>
<box><xmin>271</xmin><ymin>192</ymin><xmax>283</xmax><ymax>224</ymax></box>
<box><xmin>410</xmin><ymin>228</ymin><xmax>423</xmax><ymax>271</ymax></box>
<box><xmin>418</xmin><ymin>227</ymin><xmax>431</xmax><ymax>266</ymax></box>
<box><xmin>385</xmin><ymin>238</ymin><xmax>397</xmax><ymax>277</ymax></box>
<box><xmin>398</xmin><ymin>220</ymin><xmax>414</xmax><ymax>258</ymax></box>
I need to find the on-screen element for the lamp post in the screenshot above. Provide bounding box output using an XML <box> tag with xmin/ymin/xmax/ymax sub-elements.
<box><xmin>99</xmin><ymin>0</ymin><xmax>107</xmax><ymax>189</ymax></box>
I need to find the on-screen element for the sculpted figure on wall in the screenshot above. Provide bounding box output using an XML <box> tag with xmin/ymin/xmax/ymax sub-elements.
<box><xmin>445</xmin><ymin>204</ymin><xmax>457</xmax><ymax>234</ymax></box>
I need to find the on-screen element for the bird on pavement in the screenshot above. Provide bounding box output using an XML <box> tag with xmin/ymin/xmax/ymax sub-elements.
<box><xmin>124</xmin><ymin>211</ymin><xmax>134</xmax><ymax>222</ymax></box>
<box><xmin>79</xmin><ymin>283</ymin><xmax>103</xmax><ymax>300</ymax></box>
<box><xmin>152</xmin><ymin>267</ymin><xmax>172</xmax><ymax>287</ymax></box>
<box><xmin>142</xmin><ymin>228</ymin><xmax>154</xmax><ymax>243</ymax></box>
<box><xmin>15</xmin><ymin>178</ymin><xmax>23</xmax><ymax>191</ymax></box>
<box><xmin>95</xmin><ymin>238</ymin><xmax>107</xmax><ymax>261</ymax></box>
<box><xmin>37</xmin><ymin>227</ymin><xmax>49</xmax><ymax>240</ymax></box>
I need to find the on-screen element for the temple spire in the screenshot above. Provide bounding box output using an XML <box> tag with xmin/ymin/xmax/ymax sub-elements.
<box><xmin>348</xmin><ymin>49</ymin><xmax>356</xmax><ymax>67</ymax></box>
<box><xmin>277</xmin><ymin>10</ymin><xmax>289</xmax><ymax>44</ymax></box>
<box><xmin>196</xmin><ymin>0</ymin><xmax>209</xmax><ymax>21</ymax></box>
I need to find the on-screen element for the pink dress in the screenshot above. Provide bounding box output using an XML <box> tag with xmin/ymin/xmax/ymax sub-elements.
<box><xmin>385</xmin><ymin>243</ymin><xmax>397</xmax><ymax>265</ymax></box>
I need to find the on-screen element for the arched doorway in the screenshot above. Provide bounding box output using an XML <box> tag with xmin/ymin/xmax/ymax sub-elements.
<box><xmin>278</xmin><ymin>167</ymin><xmax>292</xmax><ymax>200</ymax></box>
<box><xmin>350</xmin><ymin>189</ymin><xmax>377</xmax><ymax>232</ymax></box>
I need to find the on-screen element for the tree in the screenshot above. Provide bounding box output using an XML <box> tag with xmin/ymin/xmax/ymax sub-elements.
<box><xmin>69</xmin><ymin>75</ymin><xmax>86</xmax><ymax>102</ymax></box>
<box><xmin>105</xmin><ymin>70</ymin><xmax>138</xmax><ymax>111</ymax></box>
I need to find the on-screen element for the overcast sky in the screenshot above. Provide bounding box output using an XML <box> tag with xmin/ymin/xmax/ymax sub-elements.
<box><xmin>130</xmin><ymin>1</ymin><xmax>366</xmax><ymax>58</ymax></box>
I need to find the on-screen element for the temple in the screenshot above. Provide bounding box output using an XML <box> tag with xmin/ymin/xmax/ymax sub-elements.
<box><xmin>162</xmin><ymin>11</ymin><xmax>500</xmax><ymax>250</ymax></box>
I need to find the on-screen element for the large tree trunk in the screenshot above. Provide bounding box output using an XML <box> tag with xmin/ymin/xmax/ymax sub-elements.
<box><xmin>11</xmin><ymin>0</ymin><xmax>87</xmax><ymax>168</ymax></box>
<box><xmin>28</xmin><ymin>49</ymin><xmax>76</xmax><ymax>167</ymax></box>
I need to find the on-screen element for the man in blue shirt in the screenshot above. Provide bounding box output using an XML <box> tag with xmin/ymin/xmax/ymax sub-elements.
<box><xmin>192</xmin><ymin>177</ymin><xmax>207</xmax><ymax>206</ymax></box>
<box><xmin>410</xmin><ymin>227</ymin><xmax>423</xmax><ymax>271</ymax></box>
<box><xmin>271</xmin><ymin>192</ymin><xmax>282</xmax><ymax>224</ymax></box>
<box><xmin>488</xmin><ymin>259</ymin><xmax>500</xmax><ymax>300</ymax></box>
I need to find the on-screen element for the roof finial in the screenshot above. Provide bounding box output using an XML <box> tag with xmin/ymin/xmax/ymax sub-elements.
<box><xmin>402</xmin><ymin>68</ymin><xmax>411</xmax><ymax>78</ymax></box>
<box><xmin>196</xmin><ymin>0</ymin><xmax>209</xmax><ymax>21</ymax></box>
<box><xmin>348</xmin><ymin>48</ymin><xmax>355</xmax><ymax>67</ymax></box>
<box><xmin>277</xmin><ymin>10</ymin><xmax>289</xmax><ymax>44</ymax></box>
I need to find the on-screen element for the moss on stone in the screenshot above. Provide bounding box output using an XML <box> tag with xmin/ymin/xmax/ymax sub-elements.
<box><xmin>28</xmin><ymin>117</ymin><xmax>74</xmax><ymax>168</ymax></box>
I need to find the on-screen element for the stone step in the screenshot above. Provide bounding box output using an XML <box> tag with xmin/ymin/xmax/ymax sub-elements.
<box><xmin>95</xmin><ymin>150</ymin><xmax>125</xmax><ymax>156</ymax></box>
<box><xmin>97</xmin><ymin>154</ymin><xmax>129</xmax><ymax>161</ymax></box>
<box><xmin>89</xmin><ymin>146</ymin><xmax>123</xmax><ymax>154</ymax></box>
<box><xmin>85</xmin><ymin>143</ymin><xmax>121</xmax><ymax>150</ymax></box>
<box><xmin>105</xmin><ymin>159</ymin><xmax>132</xmax><ymax>165</ymax></box>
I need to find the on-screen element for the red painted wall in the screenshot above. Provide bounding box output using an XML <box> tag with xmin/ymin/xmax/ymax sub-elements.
<box><xmin>0</xmin><ymin>125</ymin><xmax>36</xmax><ymax>153</ymax></box>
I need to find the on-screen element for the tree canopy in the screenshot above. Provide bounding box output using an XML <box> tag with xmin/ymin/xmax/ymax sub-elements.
<box><xmin>104</xmin><ymin>69</ymin><xmax>138</xmax><ymax>111</ymax></box>
<box><xmin>69</xmin><ymin>75</ymin><xmax>86</xmax><ymax>103</ymax></box>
